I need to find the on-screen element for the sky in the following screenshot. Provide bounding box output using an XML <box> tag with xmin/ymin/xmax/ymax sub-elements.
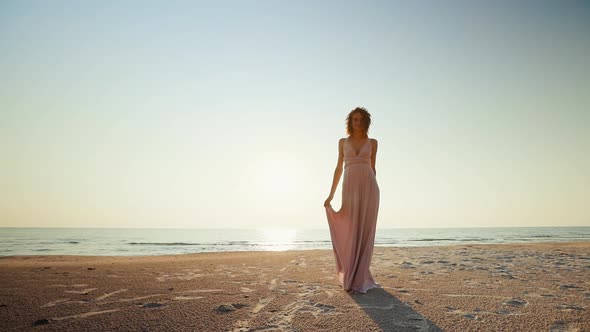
<box><xmin>1</xmin><ymin>0</ymin><xmax>589</xmax><ymax>229</ymax></box>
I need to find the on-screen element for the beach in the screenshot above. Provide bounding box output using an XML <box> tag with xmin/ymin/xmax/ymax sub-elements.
<box><xmin>0</xmin><ymin>241</ymin><xmax>588</xmax><ymax>331</ymax></box>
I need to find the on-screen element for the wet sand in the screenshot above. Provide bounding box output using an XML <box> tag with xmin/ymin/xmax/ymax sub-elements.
<box><xmin>0</xmin><ymin>241</ymin><xmax>588</xmax><ymax>331</ymax></box>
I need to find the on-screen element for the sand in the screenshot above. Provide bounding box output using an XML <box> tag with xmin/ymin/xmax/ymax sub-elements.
<box><xmin>0</xmin><ymin>241</ymin><xmax>588</xmax><ymax>331</ymax></box>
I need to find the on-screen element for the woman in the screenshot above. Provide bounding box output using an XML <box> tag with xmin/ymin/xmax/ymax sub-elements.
<box><xmin>324</xmin><ymin>107</ymin><xmax>380</xmax><ymax>294</ymax></box>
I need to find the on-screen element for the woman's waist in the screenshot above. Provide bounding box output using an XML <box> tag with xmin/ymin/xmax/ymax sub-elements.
<box><xmin>344</xmin><ymin>158</ymin><xmax>371</xmax><ymax>168</ymax></box>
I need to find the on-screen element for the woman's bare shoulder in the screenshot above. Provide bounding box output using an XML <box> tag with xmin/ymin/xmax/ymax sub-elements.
<box><xmin>370</xmin><ymin>138</ymin><xmax>378</xmax><ymax>150</ymax></box>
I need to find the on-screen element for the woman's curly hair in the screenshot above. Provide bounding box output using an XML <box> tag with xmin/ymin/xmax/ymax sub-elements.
<box><xmin>346</xmin><ymin>107</ymin><xmax>371</xmax><ymax>137</ymax></box>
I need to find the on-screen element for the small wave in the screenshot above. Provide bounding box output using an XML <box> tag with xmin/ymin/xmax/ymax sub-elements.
<box><xmin>128</xmin><ymin>242</ymin><xmax>267</xmax><ymax>246</ymax></box>
<box><xmin>128</xmin><ymin>242</ymin><xmax>201</xmax><ymax>246</ymax></box>
<box><xmin>294</xmin><ymin>240</ymin><xmax>331</xmax><ymax>243</ymax></box>
<box><xmin>408</xmin><ymin>238</ymin><xmax>494</xmax><ymax>242</ymax></box>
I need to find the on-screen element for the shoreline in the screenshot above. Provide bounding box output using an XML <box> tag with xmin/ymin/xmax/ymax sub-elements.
<box><xmin>2</xmin><ymin>240</ymin><xmax>588</xmax><ymax>261</ymax></box>
<box><xmin>1</xmin><ymin>241</ymin><xmax>588</xmax><ymax>331</ymax></box>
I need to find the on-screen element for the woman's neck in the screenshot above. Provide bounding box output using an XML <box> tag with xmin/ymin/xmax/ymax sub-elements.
<box><xmin>350</xmin><ymin>132</ymin><xmax>366</xmax><ymax>139</ymax></box>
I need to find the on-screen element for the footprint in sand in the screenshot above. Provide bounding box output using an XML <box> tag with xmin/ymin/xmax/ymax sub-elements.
<box><xmin>444</xmin><ymin>307</ymin><xmax>485</xmax><ymax>320</ymax></box>
<box><xmin>230</xmin><ymin>297</ymin><xmax>274</xmax><ymax>331</ymax></box>
<box><xmin>252</xmin><ymin>297</ymin><xmax>275</xmax><ymax>314</ymax></box>
<box><xmin>502</xmin><ymin>298</ymin><xmax>527</xmax><ymax>307</ymax></box>
<box><xmin>550</xmin><ymin>320</ymin><xmax>582</xmax><ymax>332</ymax></box>
<box><xmin>297</xmin><ymin>257</ymin><xmax>307</xmax><ymax>267</ymax></box>
<box><xmin>232</xmin><ymin>319</ymin><xmax>252</xmax><ymax>331</ymax></box>
<box><xmin>555</xmin><ymin>304</ymin><xmax>585</xmax><ymax>311</ymax></box>
<box><xmin>295</xmin><ymin>284</ymin><xmax>324</xmax><ymax>297</ymax></box>
<box><xmin>258</xmin><ymin>298</ymin><xmax>339</xmax><ymax>330</ymax></box>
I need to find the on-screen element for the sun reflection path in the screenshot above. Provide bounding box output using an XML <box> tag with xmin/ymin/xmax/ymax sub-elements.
<box><xmin>259</xmin><ymin>228</ymin><xmax>298</xmax><ymax>251</ymax></box>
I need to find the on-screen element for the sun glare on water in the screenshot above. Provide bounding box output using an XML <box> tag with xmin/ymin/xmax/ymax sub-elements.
<box><xmin>260</xmin><ymin>228</ymin><xmax>298</xmax><ymax>251</ymax></box>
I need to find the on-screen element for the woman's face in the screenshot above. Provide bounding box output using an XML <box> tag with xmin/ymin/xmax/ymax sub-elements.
<box><xmin>351</xmin><ymin>112</ymin><xmax>364</xmax><ymax>132</ymax></box>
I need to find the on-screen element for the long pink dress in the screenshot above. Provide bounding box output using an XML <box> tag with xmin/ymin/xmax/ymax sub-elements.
<box><xmin>325</xmin><ymin>137</ymin><xmax>380</xmax><ymax>294</ymax></box>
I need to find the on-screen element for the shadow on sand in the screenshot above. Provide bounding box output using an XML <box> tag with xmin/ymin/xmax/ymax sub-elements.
<box><xmin>349</xmin><ymin>287</ymin><xmax>443</xmax><ymax>331</ymax></box>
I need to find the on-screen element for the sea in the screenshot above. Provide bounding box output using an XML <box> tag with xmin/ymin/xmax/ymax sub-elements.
<box><xmin>0</xmin><ymin>226</ymin><xmax>588</xmax><ymax>257</ymax></box>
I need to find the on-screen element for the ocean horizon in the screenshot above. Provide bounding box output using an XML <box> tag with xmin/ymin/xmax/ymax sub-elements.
<box><xmin>1</xmin><ymin>226</ymin><xmax>588</xmax><ymax>257</ymax></box>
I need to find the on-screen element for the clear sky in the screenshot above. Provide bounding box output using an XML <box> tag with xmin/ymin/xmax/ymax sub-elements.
<box><xmin>1</xmin><ymin>1</ymin><xmax>589</xmax><ymax>229</ymax></box>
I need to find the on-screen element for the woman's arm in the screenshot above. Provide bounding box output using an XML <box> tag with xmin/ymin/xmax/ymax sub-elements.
<box><xmin>371</xmin><ymin>139</ymin><xmax>378</xmax><ymax>176</ymax></box>
<box><xmin>327</xmin><ymin>138</ymin><xmax>344</xmax><ymax>198</ymax></box>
